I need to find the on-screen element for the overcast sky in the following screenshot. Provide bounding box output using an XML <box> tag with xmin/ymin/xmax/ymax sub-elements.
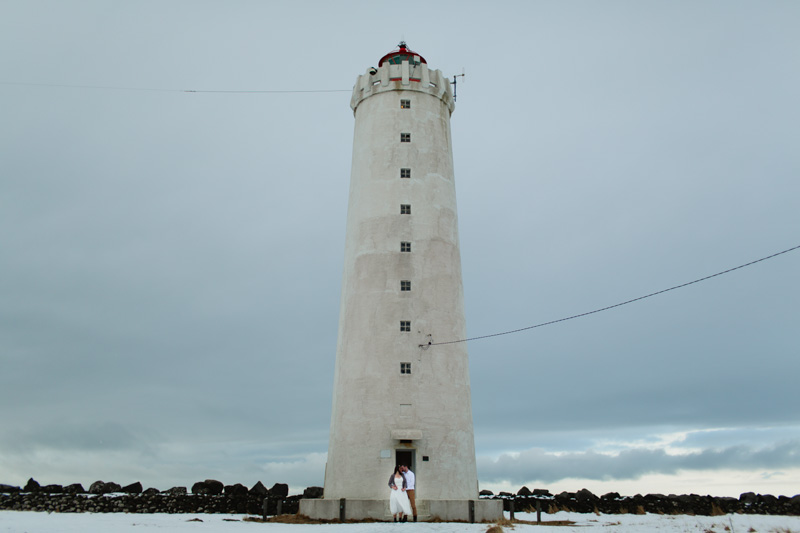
<box><xmin>1</xmin><ymin>0</ymin><xmax>798</xmax><ymax>498</ymax></box>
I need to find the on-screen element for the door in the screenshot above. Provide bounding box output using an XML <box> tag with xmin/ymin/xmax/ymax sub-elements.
<box><xmin>396</xmin><ymin>449</ymin><xmax>414</xmax><ymax>471</ymax></box>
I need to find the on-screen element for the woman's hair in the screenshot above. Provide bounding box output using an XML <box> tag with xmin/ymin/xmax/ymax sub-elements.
<box><xmin>393</xmin><ymin>465</ymin><xmax>403</xmax><ymax>475</ymax></box>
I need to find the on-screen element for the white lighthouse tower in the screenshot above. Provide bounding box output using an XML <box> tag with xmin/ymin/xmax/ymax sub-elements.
<box><xmin>301</xmin><ymin>43</ymin><xmax>501</xmax><ymax>522</ymax></box>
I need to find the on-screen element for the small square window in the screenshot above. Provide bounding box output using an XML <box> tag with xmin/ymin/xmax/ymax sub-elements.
<box><xmin>400</xmin><ymin>168</ymin><xmax>411</xmax><ymax>178</ymax></box>
<box><xmin>401</xmin><ymin>242</ymin><xmax>411</xmax><ymax>252</ymax></box>
<box><xmin>400</xmin><ymin>133</ymin><xmax>411</xmax><ymax>143</ymax></box>
<box><xmin>400</xmin><ymin>204</ymin><xmax>411</xmax><ymax>214</ymax></box>
<box><xmin>401</xmin><ymin>280</ymin><xmax>411</xmax><ymax>291</ymax></box>
<box><xmin>401</xmin><ymin>99</ymin><xmax>411</xmax><ymax>109</ymax></box>
<box><xmin>400</xmin><ymin>321</ymin><xmax>411</xmax><ymax>332</ymax></box>
<box><xmin>400</xmin><ymin>362</ymin><xmax>411</xmax><ymax>374</ymax></box>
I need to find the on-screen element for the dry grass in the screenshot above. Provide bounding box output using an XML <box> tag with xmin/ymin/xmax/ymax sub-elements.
<box><xmin>617</xmin><ymin>505</ymin><xmax>646</xmax><ymax>515</ymax></box>
<box><xmin>509</xmin><ymin>519</ymin><xmax>576</xmax><ymax>527</ymax></box>
<box><xmin>242</xmin><ymin>513</ymin><xmax>579</xmax><ymax>528</ymax></box>
<box><xmin>242</xmin><ymin>514</ymin><xmax>384</xmax><ymax>524</ymax></box>
<box><xmin>710</xmin><ymin>503</ymin><xmax>726</xmax><ymax>516</ymax></box>
<box><xmin>546</xmin><ymin>503</ymin><xmax>568</xmax><ymax>514</ymax></box>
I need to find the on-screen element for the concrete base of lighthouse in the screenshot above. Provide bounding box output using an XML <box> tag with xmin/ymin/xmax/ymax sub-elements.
<box><xmin>299</xmin><ymin>498</ymin><xmax>503</xmax><ymax>522</ymax></box>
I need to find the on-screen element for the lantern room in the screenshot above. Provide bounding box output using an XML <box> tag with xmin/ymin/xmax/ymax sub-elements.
<box><xmin>378</xmin><ymin>41</ymin><xmax>427</xmax><ymax>67</ymax></box>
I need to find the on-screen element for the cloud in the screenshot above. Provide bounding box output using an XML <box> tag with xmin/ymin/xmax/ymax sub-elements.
<box><xmin>0</xmin><ymin>1</ymin><xmax>798</xmax><ymax>499</ymax></box>
<box><xmin>0</xmin><ymin>421</ymin><xmax>155</xmax><ymax>455</ymax></box>
<box><xmin>256</xmin><ymin>452</ymin><xmax>328</xmax><ymax>493</ymax></box>
<box><xmin>477</xmin><ymin>440</ymin><xmax>800</xmax><ymax>484</ymax></box>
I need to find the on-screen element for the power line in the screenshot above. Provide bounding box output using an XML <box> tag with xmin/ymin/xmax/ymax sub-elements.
<box><xmin>428</xmin><ymin>243</ymin><xmax>800</xmax><ymax>347</ymax></box>
<box><xmin>0</xmin><ymin>81</ymin><xmax>351</xmax><ymax>94</ymax></box>
<box><xmin>183</xmin><ymin>89</ymin><xmax>351</xmax><ymax>94</ymax></box>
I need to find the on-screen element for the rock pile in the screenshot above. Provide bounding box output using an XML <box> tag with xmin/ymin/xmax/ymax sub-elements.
<box><xmin>0</xmin><ymin>479</ymin><xmax>321</xmax><ymax>515</ymax></box>
<box><xmin>485</xmin><ymin>487</ymin><xmax>800</xmax><ymax>516</ymax></box>
<box><xmin>2</xmin><ymin>480</ymin><xmax>799</xmax><ymax>516</ymax></box>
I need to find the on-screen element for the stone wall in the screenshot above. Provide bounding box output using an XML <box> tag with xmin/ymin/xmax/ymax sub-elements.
<box><xmin>489</xmin><ymin>487</ymin><xmax>800</xmax><ymax>516</ymax></box>
<box><xmin>0</xmin><ymin>479</ymin><xmax>316</xmax><ymax>515</ymax></box>
<box><xmin>2</xmin><ymin>480</ymin><xmax>798</xmax><ymax>516</ymax></box>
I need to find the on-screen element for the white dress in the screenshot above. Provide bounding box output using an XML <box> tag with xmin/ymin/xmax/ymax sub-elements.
<box><xmin>389</xmin><ymin>474</ymin><xmax>412</xmax><ymax>515</ymax></box>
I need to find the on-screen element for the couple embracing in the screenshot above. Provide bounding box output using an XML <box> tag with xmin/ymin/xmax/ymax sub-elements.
<box><xmin>388</xmin><ymin>464</ymin><xmax>417</xmax><ymax>522</ymax></box>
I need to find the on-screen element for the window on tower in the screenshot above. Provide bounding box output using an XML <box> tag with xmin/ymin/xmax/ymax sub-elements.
<box><xmin>400</xmin><ymin>362</ymin><xmax>411</xmax><ymax>374</ymax></box>
<box><xmin>401</xmin><ymin>280</ymin><xmax>411</xmax><ymax>291</ymax></box>
<box><xmin>400</xmin><ymin>204</ymin><xmax>411</xmax><ymax>214</ymax></box>
<box><xmin>401</xmin><ymin>133</ymin><xmax>411</xmax><ymax>143</ymax></box>
<box><xmin>401</xmin><ymin>241</ymin><xmax>411</xmax><ymax>252</ymax></box>
<box><xmin>401</xmin><ymin>99</ymin><xmax>411</xmax><ymax>109</ymax></box>
<box><xmin>400</xmin><ymin>321</ymin><xmax>411</xmax><ymax>332</ymax></box>
<box><xmin>400</xmin><ymin>168</ymin><xmax>411</xmax><ymax>178</ymax></box>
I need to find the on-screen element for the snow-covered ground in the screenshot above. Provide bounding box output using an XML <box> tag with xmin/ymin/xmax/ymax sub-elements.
<box><xmin>1</xmin><ymin>511</ymin><xmax>799</xmax><ymax>532</ymax></box>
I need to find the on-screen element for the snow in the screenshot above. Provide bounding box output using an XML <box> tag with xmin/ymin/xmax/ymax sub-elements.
<box><xmin>1</xmin><ymin>511</ymin><xmax>799</xmax><ymax>532</ymax></box>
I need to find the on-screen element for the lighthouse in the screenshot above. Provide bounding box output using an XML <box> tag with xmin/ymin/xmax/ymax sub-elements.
<box><xmin>301</xmin><ymin>43</ymin><xmax>501</xmax><ymax>522</ymax></box>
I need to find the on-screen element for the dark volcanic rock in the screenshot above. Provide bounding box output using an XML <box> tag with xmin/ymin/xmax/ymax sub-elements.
<box><xmin>143</xmin><ymin>487</ymin><xmax>159</xmax><ymax>496</ymax></box>
<box><xmin>89</xmin><ymin>481</ymin><xmax>122</xmax><ymax>494</ymax></box>
<box><xmin>89</xmin><ymin>481</ymin><xmax>104</xmax><ymax>494</ymax></box>
<box><xmin>250</xmin><ymin>481</ymin><xmax>268</xmax><ymax>497</ymax></box>
<box><xmin>576</xmin><ymin>488</ymin><xmax>598</xmax><ymax>501</ymax></box>
<box><xmin>64</xmin><ymin>484</ymin><xmax>85</xmax><ymax>493</ymax></box>
<box><xmin>533</xmin><ymin>489</ymin><xmax>552</xmax><ymax>496</ymax></box>
<box><xmin>224</xmin><ymin>483</ymin><xmax>248</xmax><ymax>497</ymax></box>
<box><xmin>164</xmin><ymin>486</ymin><xmax>187</xmax><ymax>495</ymax></box>
<box><xmin>206</xmin><ymin>480</ymin><xmax>224</xmax><ymax>495</ymax></box>
<box><xmin>517</xmin><ymin>486</ymin><xmax>532</xmax><ymax>496</ymax></box>
<box><xmin>740</xmin><ymin>492</ymin><xmax>757</xmax><ymax>504</ymax></box>
<box><xmin>40</xmin><ymin>484</ymin><xmax>63</xmax><ymax>493</ymax></box>
<box><xmin>303</xmin><ymin>486</ymin><xmax>324</xmax><ymax>499</ymax></box>
<box><xmin>759</xmin><ymin>494</ymin><xmax>778</xmax><ymax>506</ymax></box>
<box><xmin>479</xmin><ymin>489</ymin><xmax>494</xmax><ymax>497</ymax></box>
<box><xmin>121</xmin><ymin>482</ymin><xmax>143</xmax><ymax>494</ymax></box>
<box><xmin>24</xmin><ymin>478</ymin><xmax>41</xmax><ymax>492</ymax></box>
<box><xmin>192</xmin><ymin>480</ymin><xmax>223</xmax><ymax>495</ymax></box>
<box><xmin>269</xmin><ymin>483</ymin><xmax>289</xmax><ymax>498</ymax></box>
<box><xmin>0</xmin><ymin>484</ymin><xmax>20</xmax><ymax>493</ymax></box>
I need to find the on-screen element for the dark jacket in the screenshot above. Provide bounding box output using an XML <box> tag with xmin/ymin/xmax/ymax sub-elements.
<box><xmin>388</xmin><ymin>472</ymin><xmax>407</xmax><ymax>489</ymax></box>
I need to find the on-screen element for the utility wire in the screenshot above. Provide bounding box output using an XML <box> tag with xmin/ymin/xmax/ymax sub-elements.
<box><xmin>0</xmin><ymin>81</ymin><xmax>350</xmax><ymax>94</ymax></box>
<box><xmin>428</xmin><ymin>243</ymin><xmax>800</xmax><ymax>347</ymax></box>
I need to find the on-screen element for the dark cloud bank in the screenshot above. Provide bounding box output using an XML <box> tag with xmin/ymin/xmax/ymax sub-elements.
<box><xmin>479</xmin><ymin>441</ymin><xmax>800</xmax><ymax>484</ymax></box>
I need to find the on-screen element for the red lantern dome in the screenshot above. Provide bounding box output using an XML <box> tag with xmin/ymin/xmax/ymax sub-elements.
<box><xmin>378</xmin><ymin>41</ymin><xmax>427</xmax><ymax>67</ymax></box>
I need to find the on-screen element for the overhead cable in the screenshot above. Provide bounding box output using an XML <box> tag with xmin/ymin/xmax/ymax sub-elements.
<box><xmin>0</xmin><ymin>81</ymin><xmax>350</xmax><ymax>94</ymax></box>
<box><xmin>428</xmin><ymin>243</ymin><xmax>800</xmax><ymax>347</ymax></box>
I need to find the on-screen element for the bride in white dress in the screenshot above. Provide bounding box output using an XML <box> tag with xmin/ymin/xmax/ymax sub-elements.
<box><xmin>388</xmin><ymin>465</ymin><xmax>412</xmax><ymax>521</ymax></box>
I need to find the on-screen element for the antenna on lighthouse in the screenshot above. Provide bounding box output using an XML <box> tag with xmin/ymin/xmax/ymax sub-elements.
<box><xmin>452</xmin><ymin>68</ymin><xmax>465</xmax><ymax>101</ymax></box>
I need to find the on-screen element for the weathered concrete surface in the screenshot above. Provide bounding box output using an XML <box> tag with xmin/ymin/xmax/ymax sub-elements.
<box><xmin>299</xmin><ymin>498</ymin><xmax>503</xmax><ymax>522</ymax></box>
<box><xmin>324</xmin><ymin>47</ymin><xmax>479</xmax><ymax>503</ymax></box>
